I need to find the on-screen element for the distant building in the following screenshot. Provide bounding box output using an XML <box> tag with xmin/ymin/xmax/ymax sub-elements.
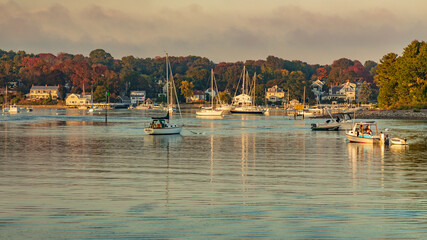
<box><xmin>311</xmin><ymin>79</ymin><xmax>326</xmax><ymax>102</ymax></box>
<box><xmin>130</xmin><ymin>91</ymin><xmax>146</xmax><ymax>105</ymax></box>
<box><xmin>65</xmin><ymin>93</ymin><xmax>92</xmax><ymax>106</ymax></box>
<box><xmin>323</xmin><ymin>80</ymin><xmax>357</xmax><ymax>101</ymax></box>
<box><xmin>265</xmin><ymin>85</ymin><xmax>285</xmax><ymax>102</ymax></box>
<box><xmin>117</xmin><ymin>95</ymin><xmax>131</xmax><ymax>105</ymax></box>
<box><xmin>189</xmin><ymin>90</ymin><xmax>205</xmax><ymax>102</ymax></box>
<box><xmin>26</xmin><ymin>85</ymin><xmax>60</xmax><ymax>100</ymax></box>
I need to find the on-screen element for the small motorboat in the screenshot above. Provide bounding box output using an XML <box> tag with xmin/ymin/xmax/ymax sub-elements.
<box><xmin>390</xmin><ymin>137</ymin><xmax>408</xmax><ymax>145</ymax></box>
<box><xmin>311</xmin><ymin>119</ymin><xmax>340</xmax><ymax>131</ymax></box>
<box><xmin>346</xmin><ymin>121</ymin><xmax>381</xmax><ymax>144</ymax></box>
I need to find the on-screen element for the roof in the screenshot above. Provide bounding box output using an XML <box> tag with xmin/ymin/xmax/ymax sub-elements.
<box><xmin>118</xmin><ymin>95</ymin><xmax>130</xmax><ymax>100</ymax></box>
<box><xmin>193</xmin><ymin>90</ymin><xmax>205</xmax><ymax>95</ymax></box>
<box><xmin>31</xmin><ymin>85</ymin><xmax>59</xmax><ymax>90</ymax></box>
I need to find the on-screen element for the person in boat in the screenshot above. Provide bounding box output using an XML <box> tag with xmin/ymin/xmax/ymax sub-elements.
<box><xmin>364</xmin><ymin>125</ymin><xmax>372</xmax><ymax>135</ymax></box>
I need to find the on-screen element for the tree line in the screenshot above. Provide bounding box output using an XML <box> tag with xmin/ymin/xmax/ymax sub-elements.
<box><xmin>0</xmin><ymin>40</ymin><xmax>425</xmax><ymax>108</ymax></box>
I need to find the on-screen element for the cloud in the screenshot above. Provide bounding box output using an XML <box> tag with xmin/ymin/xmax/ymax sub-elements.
<box><xmin>0</xmin><ymin>1</ymin><xmax>426</xmax><ymax>64</ymax></box>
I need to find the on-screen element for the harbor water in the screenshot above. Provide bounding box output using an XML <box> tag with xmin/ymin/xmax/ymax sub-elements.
<box><xmin>1</xmin><ymin>109</ymin><xmax>426</xmax><ymax>239</ymax></box>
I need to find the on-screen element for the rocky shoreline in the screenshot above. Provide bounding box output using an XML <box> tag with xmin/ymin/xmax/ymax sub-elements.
<box><xmin>348</xmin><ymin>109</ymin><xmax>427</xmax><ymax>120</ymax></box>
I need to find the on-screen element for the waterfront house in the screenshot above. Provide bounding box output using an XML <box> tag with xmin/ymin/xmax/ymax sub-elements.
<box><xmin>265</xmin><ymin>85</ymin><xmax>285</xmax><ymax>102</ymax></box>
<box><xmin>323</xmin><ymin>80</ymin><xmax>357</xmax><ymax>102</ymax></box>
<box><xmin>130</xmin><ymin>91</ymin><xmax>146</xmax><ymax>105</ymax></box>
<box><xmin>189</xmin><ymin>90</ymin><xmax>205</xmax><ymax>102</ymax></box>
<box><xmin>311</xmin><ymin>79</ymin><xmax>326</xmax><ymax>102</ymax></box>
<box><xmin>117</xmin><ymin>95</ymin><xmax>131</xmax><ymax>105</ymax></box>
<box><xmin>26</xmin><ymin>85</ymin><xmax>60</xmax><ymax>100</ymax></box>
<box><xmin>65</xmin><ymin>93</ymin><xmax>92</xmax><ymax>106</ymax></box>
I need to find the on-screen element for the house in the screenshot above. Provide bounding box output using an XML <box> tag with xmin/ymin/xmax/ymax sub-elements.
<box><xmin>130</xmin><ymin>91</ymin><xmax>146</xmax><ymax>105</ymax></box>
<box><xmin>323</xmin><ymin>80</ymin><xmax>357</xmax><ymax>101</ymax></box>
<box><xmin>340</xmin><ymin>81</ymin><xmax>357</xmax><ymax>101</ymax></box>
<box><xmin>311</xmin><ymin>79</ymin><xmax>326</xmax><ymax>102</ymax></box>
<box><xmin>189</xmin><ymin>90</ymin><xmax>205</xmax><ymax>102</ymax></box>
<box><xmin>26</xmin><ymin>85</ymin><xmax>60</xmax><ymax>100</ymax></box>
<box><xmin>117</xmin><ymin>95</ymin><xmax>131</xmax><ymax>105</ymax></box>
<box><xmin>65</xmin><ymin>93</ymin><xmax>92</xmax><ymax>106</ymax></box>
<box><xmin>265</xmin><ymin>85</ymin><xmax>285</xmax><ymax>102</ymax></box>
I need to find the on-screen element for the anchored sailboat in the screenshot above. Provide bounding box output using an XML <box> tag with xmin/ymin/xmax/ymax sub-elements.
<box><xmin>230</xmin><ymin>66</ymin><xmax>264</xmax><ymax>114</ymax></box>
<box><xmin>196</xmin><ymin>69</ymin><xmax>223</xmax><ymax>116</ymax></box>
<box><xmin>144</xmin><ymin>53</ymin><xmax>183</xmax><ymax>135</ymax></box>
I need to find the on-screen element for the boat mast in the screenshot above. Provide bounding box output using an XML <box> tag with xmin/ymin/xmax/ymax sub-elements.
<box><xmin>252</xmin><ymin>72</ymin><xmax>256</xmax><ymax>106</ymax></box>
<box><xmin>166</xmin><ymin>53</ymin><xmax>169</xmax><ymax>108</ymax></box>
<box><xmin>242</xmin><ymin>65</ymin><xmax>245</xmax><ymax>95</ymax></box>
<box><xmin>211</xmin><ymin>69</ymin><xmax>214</xmax><ymax>109</ymax></box>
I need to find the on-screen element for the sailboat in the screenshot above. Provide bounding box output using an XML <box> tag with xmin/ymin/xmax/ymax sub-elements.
<box><xmin>196</xmin><ymin>69</ymin><xmax>223</xmax><ymax>116</ymax></box>
<box><xmin>144</xmin><ymin>53</ymin><xmax>183</xmax><ymax>135</ymax></box>
<box><xmin>230</xmin><ymin>66</ymin><xmax>265</xmax><ymax>114</ymax></box>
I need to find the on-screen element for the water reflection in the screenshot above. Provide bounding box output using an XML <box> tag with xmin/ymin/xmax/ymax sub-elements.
<box><xmin>0</xmin><ymin>116</ymin><xmax>426</xmax><ymax>239</ymax></box>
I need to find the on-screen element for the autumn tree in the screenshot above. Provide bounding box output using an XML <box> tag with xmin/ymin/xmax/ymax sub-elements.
<box><xmin>179</xmin><ymin>80</ymin><xmax>194</xmax><ymax>100</ymax></box>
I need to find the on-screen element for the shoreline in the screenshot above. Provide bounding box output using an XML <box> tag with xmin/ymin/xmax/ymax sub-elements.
<box><xmin>351</xmin><ymin>109</ymin><xmax>427</xmax><ymax>120</ymax></box>
<box><xmin>13</xmin><ymin>104</ymin><xmax>427</xmax><ymax>120</ymax></box>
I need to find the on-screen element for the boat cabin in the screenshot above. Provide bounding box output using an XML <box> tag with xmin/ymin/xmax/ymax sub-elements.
<box><xmin>150</xmin><ymin>119</ymin><xmax>168</xmax><ymax>129</ymax></box>
<box><xmin>351</xmin><ymin>121</ymin><xmax>378</xmax><ymax>138</ymax></box>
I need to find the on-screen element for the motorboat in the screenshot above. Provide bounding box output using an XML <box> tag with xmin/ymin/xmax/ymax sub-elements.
<box><xmin>8</xmin><ymin>104</ymin><xmax>20</xmax><ymax>114</ymax></box>
<box><xmin>311</xmin><ymin>119</ymin><xmax>340</xmax><ymax>131</ymax></box>
<box><xmin>390</xmin><ymin>137</ymin><xmax>408</xmax><ymax>145</ymax></box>
<box><xmin>346</xmin><ymin>121</ymin><xmax>381</xmax><ymax>144</ymax></box>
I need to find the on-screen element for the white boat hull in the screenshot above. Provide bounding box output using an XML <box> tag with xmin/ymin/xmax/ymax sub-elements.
<box><xmin>230</xmin><ymin>106</ymin><xmax>265</xmax><ymax>114</ymax></box>
<box><xmin>196</xmin><ymin>109</ymin><xmax>223</xmax><ymax>116</ymax></box>
<box><xmin>144</xmin><ymin>126</ymin><xmax>182</xmax><ymax>135</ymax></box>
<box><xmin>346</xmin><ymin>133</ymin><xmax>380</xmax><ymax>144</ymax></box>
<box><xmin>390</xmin><ymin>138</ymin><xmax>408</xmax><ymax>145</ymax></box>
<box><xmin>311</xmin><ymin>122</ymin><xmax>340</xmax><ymax>131</ymax></box>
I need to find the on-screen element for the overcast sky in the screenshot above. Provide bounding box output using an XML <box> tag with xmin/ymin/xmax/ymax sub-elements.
<box><xmin>1</xmin><ymin>0</ymin><xmax>426</xmax><ymax>64</ymax></box>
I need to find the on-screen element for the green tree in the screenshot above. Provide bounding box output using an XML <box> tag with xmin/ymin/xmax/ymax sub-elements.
<box><xmin>94</xmin><ymin>85</ymin><xmax>108</xmax><ymax>102</ymax></box>
<box><xmin>358</xmin><ymin>81</ymin><xmax>372</xmax><ymax>103</ymax></box>
<box><xmin>89</xmin><ymin>49</ymin><xmax>113</xmax><ymax>67</ymax></box>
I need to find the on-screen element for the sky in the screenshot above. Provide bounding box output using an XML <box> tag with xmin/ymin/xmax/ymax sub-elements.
<box><xmin>0</xmin><ymin>0</ymin><xmax>426</xmax><ymax>64</ymax></box>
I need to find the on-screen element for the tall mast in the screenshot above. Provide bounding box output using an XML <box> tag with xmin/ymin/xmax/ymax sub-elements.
<box><xmin>245</xmin><ymin>71</ymin><xmax>249</xmax><ymax>95</ymax></box>
<box><xmin>211</xmin><ymin>69</ymin><xmax>214</xmax><ymax>109</ymax></box>
<box><xmin>166</xmin><ymin>53</ymin><xmax>169</xmax><ymax>106</ymax></box>
<box><xmin>242</xmin><ymin>65</ymin><xmax>245</xmax><ymax>95</ymax></box>
<box><xmin>253</xmin><ymin>72</ymin><xmax>256</xmax><ymax>105</ymax></box>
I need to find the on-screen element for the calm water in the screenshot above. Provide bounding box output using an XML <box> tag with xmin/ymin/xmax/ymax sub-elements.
<box><xmin>1</xmin><ymin>109</ymin><xmax>426</xmax><ymax>239</ymax></box>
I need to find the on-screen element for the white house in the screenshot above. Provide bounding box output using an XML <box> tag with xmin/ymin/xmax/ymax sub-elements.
<box><xmin>130</xmin><ymin>91</ymin><xmax>146</xmax><ymax>105</ymax></box>
<box><xmin>65</xmin><ymin>93</ymin><xmax>92</xmax><ymax>106</ymax></box>
<box><xmin>323</xmin><ymin>80</ymin><xmax>357</xmax><ymax>101</ymax></box>
<box><xmin>311</xmin><ymin>79</ymin><xmax>326</xmax><ymax>102</ymax></box>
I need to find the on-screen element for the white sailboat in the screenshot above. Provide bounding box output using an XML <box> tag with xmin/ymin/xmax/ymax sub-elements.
<box><xmin>196</xmin><ymin>69</ymin><xmax>223</xmax><ymax>116</ymax></box>
<box><xmin>230</xmin><ymin>66</ymin><xmax>264</xmax><ymax>114</ymax></box>
<box><xmin>144</xmin><ymin>53</ymin><xmax>183</xmax><ymax>135</ymax></box>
